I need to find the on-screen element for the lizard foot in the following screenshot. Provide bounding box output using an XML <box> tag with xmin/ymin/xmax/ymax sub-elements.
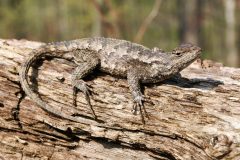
<box><xmin>132</xmin><ymin>96</ymin><xmax>149</xmax><ymax>124</ymax></box>
<box><xmin>73</xmin><ymin>82</ymin><xmax>97</xmax><ymax>119</ymax></box>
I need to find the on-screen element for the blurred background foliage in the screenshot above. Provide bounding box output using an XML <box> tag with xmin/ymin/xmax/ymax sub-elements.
<box><xmin>0</xmin><ymin>0</ymin><xmax>240</xmax><ymax>67</ymax></box>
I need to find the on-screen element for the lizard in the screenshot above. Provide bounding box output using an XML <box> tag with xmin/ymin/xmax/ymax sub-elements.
<box><xmin>19</xmin><ymin>37</ymin><xmax>201</xmax><ymax>124</ymax></box>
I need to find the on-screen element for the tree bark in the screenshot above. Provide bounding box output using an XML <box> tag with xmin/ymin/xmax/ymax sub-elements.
<box><xmin>0</xmin><ymin>39</ymin><xmax>240</xmax><ymax>160</ymax></box>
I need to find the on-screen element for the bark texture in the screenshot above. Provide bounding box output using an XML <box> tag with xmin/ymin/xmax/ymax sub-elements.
<box><xmin>0</xmin><ymin>39</ymin><xmax>240</xmax><ymax>160</ymax></box>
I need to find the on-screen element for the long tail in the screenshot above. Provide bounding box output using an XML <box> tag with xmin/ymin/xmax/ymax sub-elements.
<box><xmin>19</xmin><ymin>45</ymin><xmax>98</xmax><ymax>125</ymax></box>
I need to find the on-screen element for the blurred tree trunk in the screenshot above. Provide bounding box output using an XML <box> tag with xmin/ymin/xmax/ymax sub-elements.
<box><xmin>56</xmin><ymin>0</ymin><xmax>69</xmax><ymax>40</ymax></box>
<box><xmin>178</xmin><ymin>0</ymin><xmax>203</xmax><ymax>45</ymax></box>
<box><xmin>224</xmin><ymin>0</ymin><xmax>238</xmax><ymax>67</ymax></box>
<box><xmin>134</xmin><ymin>0</ymin><xmax>162</xmax><ymax>43</ymax></box>
<box><xmin>92</xmin><ymin>0</ymin><xmax>102</xmax><ymax>36</ymax></box>
<box><xmin>90</xmin><ymin>0</ymin><xmax>120</xmax><ymax>37</ymax></box>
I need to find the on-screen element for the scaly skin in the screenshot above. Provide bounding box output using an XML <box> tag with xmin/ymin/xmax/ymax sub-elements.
<box><xmin>19</xmin><ymin>37</ymin><xmax>201</xmax><ymax>124</ymax></box>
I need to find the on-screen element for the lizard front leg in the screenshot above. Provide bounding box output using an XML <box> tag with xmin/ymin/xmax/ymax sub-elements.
<box><xmin>72</xmin><ymin>59</ymin><xmax>99</xmax><ymax>119</ymax></box>
<box><xmin>127</xmin><ymin>70</ymin><xmax>149</xmax><ymax>124</ymax></box>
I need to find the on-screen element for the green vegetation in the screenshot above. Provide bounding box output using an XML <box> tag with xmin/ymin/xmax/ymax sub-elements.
<box><xmin>0</xmin><ymin>0</ymin><xmax>239</xmax><ymax>66</ymax></box>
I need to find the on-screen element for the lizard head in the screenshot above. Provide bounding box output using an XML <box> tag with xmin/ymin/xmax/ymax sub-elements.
<box><xmin>171</xmin><ymin>43</ymin><xmax>201</xmax><ymax>71</ymax></box>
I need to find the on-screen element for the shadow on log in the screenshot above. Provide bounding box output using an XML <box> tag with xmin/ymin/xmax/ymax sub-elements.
<box><xmin>0</xmin><ymin>39</ymin><xmax>240</xmax><ymax>159</ymax></box>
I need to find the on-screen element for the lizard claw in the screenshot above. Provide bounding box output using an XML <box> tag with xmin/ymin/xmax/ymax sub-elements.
<box><xmin>73</xmin><ymin>82</ymin><xmax>97</xmax><ymax>119</ymax></box>
<box><xmin>132</xmin><ymin>96</ymin><xmax>149</xmax><ymax>124</ymax></box>
<box><xmin>82</xmin><ymin>83</ymin><xmax>91</xmax><ymax>96</ymax></box>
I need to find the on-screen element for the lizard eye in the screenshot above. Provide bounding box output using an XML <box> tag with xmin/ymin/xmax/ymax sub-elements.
<box><xmin>173</xmin><ymin>51</ymin><xmax>182</xmax><ymax>56</ymax></box>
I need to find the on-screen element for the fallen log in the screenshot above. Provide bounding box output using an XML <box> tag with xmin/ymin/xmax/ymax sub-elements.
<box><xmin>0</xmin><ymin>39</ymin><xmax>239</xmax><ymax>160</ymax></box>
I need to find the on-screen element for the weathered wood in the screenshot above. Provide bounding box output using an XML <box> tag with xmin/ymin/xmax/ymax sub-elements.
<box><xmin>0</xmin><ymin>39</ymin><xmax>239</xmax><ymax>160</ymax></box>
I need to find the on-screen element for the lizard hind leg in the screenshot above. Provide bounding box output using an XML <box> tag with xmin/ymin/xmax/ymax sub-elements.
<box><xmin>72</xmin><ymin>60</ymin><xmax>99</xmax><ymax>120</ymax></box>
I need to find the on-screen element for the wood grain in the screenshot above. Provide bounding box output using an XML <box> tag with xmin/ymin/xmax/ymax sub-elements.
<box><xmin>0</xmin><ymin>39</ymin><xmax>239</xmax><ymax>160</ymax></box>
